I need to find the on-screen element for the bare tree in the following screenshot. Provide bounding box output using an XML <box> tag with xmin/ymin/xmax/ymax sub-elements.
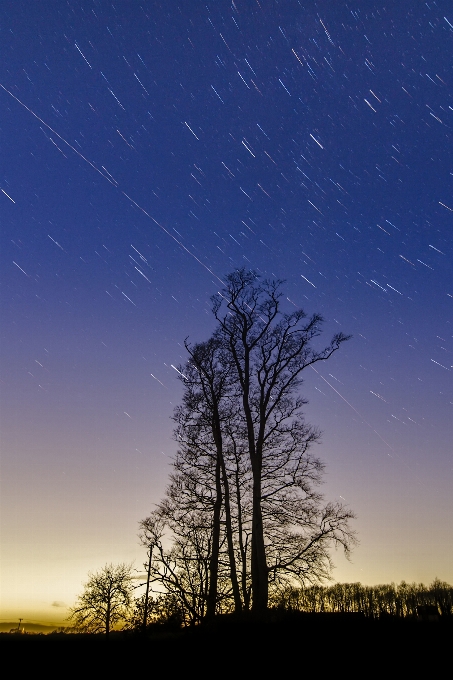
<box><xmin>211</xmin><ymin>268</ymin><xmax>354</xmax><ymax>612</ymax></box>
<box><xmin>68</xmin><ymin>563</ymin><xmax>133</xmax><ymax>637</ymax></box>
<box><xmin>141</xmin><ymin>268</ymin><xmax>356</xmax><ymax>619</ymax></box>
<box><xmin>139</xmin><ymin>509</ymin><xmax>218</xmax><ymax>626</ymax></box>
<box><xmin>174</xmin><ymin>337</ymin><xmax>242</xmax><ymax>616</ymax></box>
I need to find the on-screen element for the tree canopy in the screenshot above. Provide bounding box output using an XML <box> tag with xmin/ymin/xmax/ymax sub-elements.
<box><xmin>68</xmin><ymin>563</ymin><xmax>134</xmax><ymax>636</ymax></box>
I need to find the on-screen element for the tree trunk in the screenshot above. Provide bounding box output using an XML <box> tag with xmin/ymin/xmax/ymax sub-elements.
<box><xmin>221</xmin><ymin>454</ymin><xmax>242</xmax><ymax>613</ymax></box>
<box><xmin>233</xmin><ymin>453</ymin><xmax>250</xmax><ymax>610</ymax></box>
<box><xmin>206</xmin><ymin>449</ymin><xmax>222</xmax><ymax>619</ymax></box>
<box><xmin>250</xmin><ymin>459</ymin><xmax>268</xmax><ymax>613</ymax></box>
<box><xmin>142</xmin><ymin>546</ymin><xmax>153</xmax><ymax>632</ymax></box>
<box><xmin>106</xmin><ymin>599</ymin><xmax>111</xmax><ymax>638</ymax></box>
<box><xmin>231</xmin><ymin>341</ymin><xmax>269</xmax><ymax>613</ymax></box>
<box><xmin>241</xmin><ymin>359</ymin><xmax>269</xmax><ymax>612</ymax></box>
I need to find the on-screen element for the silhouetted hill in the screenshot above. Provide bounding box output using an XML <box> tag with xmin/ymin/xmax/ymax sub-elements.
<box><xmin>0</xmin><ymin>622</ymin><xmax>66</xmax><ymax>634</ymax></box>
<box><xmin>1</xmin><ymin>612</ymin><xmax>451</xmax><ymax>672</ymax></box>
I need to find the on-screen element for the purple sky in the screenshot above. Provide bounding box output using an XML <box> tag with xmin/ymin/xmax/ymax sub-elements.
<box><xmin>1</xmin><ymin>1</ymin><xmax>452</xmax><ymax>624</ymax></box>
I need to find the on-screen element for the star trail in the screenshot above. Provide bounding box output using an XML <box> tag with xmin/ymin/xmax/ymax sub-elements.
<box><xmin>1</xmin><ymin>1</ymin><xmax>451</xmax><ymax>625</ymax></box>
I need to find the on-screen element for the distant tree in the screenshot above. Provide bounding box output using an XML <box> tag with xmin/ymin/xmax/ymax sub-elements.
<box><xmin>68</xmin><ymin>563</ymin><xmax>133</xmax><ymax>637</ymax></box>
<box><xmin>430</xmin><ymin>578</ymin><xmax>453</xmax><ymax>616</ymax></box>
<box><xmin>275</xmin><ymin>579</ymin><xmax>453</xmax><ymax>618</ymax></box>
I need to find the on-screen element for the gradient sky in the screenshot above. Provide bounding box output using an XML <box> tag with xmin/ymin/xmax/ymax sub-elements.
<box><xmin>1</xmin><ymin>1</ymin><xmax>452</xmax><ymax>626</ymax></box>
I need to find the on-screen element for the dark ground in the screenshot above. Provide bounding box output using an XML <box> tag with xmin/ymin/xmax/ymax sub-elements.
<box><xmin>2</xmin><ymin>612</ymin><xmax>450</xmax><ymax>673</ymax></box>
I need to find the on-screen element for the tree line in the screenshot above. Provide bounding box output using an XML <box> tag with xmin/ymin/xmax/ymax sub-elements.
<box><xmin>67</xmin><ymin>567</ymin><xmax>453</xmax><ymax>636</ymax></box>
<box><xmin>275</xmin><ymin>579</ymin><xmax>453</xmax><ymax>618</ymax></box>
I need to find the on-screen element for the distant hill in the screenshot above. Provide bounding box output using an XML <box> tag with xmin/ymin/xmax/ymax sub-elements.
<box><xmin>0</xmin><ymin>622</ymin><xmax>67</xmax><ymax>634</ymax></box>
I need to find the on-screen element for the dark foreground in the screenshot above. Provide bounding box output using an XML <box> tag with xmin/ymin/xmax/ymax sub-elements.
<box><xmin>2</xmin><ymin>612</ymin><xmax>450</xmax><ymax>672</ymax></box>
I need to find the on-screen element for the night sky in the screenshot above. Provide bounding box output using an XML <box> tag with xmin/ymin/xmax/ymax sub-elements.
<box><xmin>1</xmin><ymin>1</ymin><xmax>452</xmax><ymax>625</ymax></box>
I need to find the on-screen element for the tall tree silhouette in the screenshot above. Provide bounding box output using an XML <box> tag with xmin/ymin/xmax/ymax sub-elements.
<box><xmin>174</xmin><ymin>337</ymin><xmax>242</xmax><ymax>616</ymax></box>
<box><xmin>141</xmin><ymin>269</ymin><xmax>356</xmax><ymax>617</ymax></box>
<box><xmin>211</xmin><ymin>269</ymin><xmax>353</xmax><ymax>612</ymax></box>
